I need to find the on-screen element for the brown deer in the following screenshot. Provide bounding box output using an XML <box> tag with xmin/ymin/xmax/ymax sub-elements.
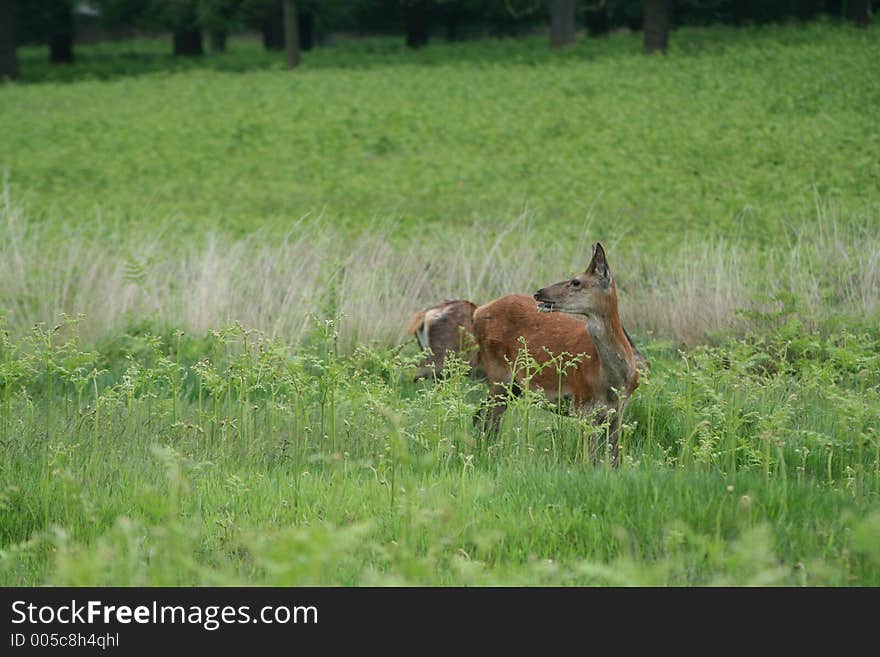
<box><xmin>472</xmin><ymin>243</ymin><xmax>639</xmax><ymax>467</ymax></box>
<box><xmin>407</xmin><ymin>299</ymin><xmax>481</xmax><ymax>380</ymax></box>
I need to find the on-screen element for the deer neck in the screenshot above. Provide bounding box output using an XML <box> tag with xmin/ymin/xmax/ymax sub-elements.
<box><xmin>585</xmin><ymin>309</ymin><xmax>636</xmax><ymax>398</ymax></box>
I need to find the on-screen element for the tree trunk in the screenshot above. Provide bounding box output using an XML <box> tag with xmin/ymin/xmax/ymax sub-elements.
<box><xmin>49</xmin><ymin>33</ymin><xmax>74</xmax><ymax>64</ymax></box>
<box><xmin>732</xmin><ymin>0</ymin><xmax>753</xmax><ymax>25</ymax></box>
<box><xmin>210</xmin><ymin>30</ymin><xmax>227</xmax><ymax>53</ymax></box>
<box><xmin>406</xmin><ymin>1</ymin><xmax>429</xmax><ymax>49</ymax></box>
<box><xmin>283</xmin><ymin>0</ymin><xmax>300</xmax><ymax>69</ymax></box>
<box><xmin>550</xmin><ymin>0</ymin><xmax>577</xmax><ymax>49</ymax></box>
<box><xmin>824</xmin><ymin>0</ymin><xmax>843</xmax><ymax>16</ymax></box>
<box><xmin>173</xmin><ymin>27</ymin><xmax>204</xmax><ymax>56</ymax></box>
<box><xmin>795</xmin><ymin>0</ymin><xmax>820</xmax><ymax>21</ymax></box>
<box><xmin>48</xmin><ymin>3</ymin><xmax>75</xmax><ymax>64</ymax></box>
<box><xmin>0</xmin><ymin>0</ymin><xmax>19</xmax><ymax>80</ymax></box>
<box><xmin>444</xmin><ymin>7</ymin><xmax>462</xmax><ymax>41</ymax></box>
<box><xmin>298</xmin><ymin>11</ymin><xmax>314</xmax><ymax>51</ymax></box>
<box><xmin>846</xmin><ymin>0</ymin><xmax>870</xmax><ymax>25</ymax></box>
<box><xmin>643</xmin><ymin>0</ymin><xmax>672</xmax><ymax>54</ymax></box>
<box><xmin>585</xmin><ymin>6</ymin><xmax>611</xmax><ymax>37</ymax></box>
<box><xmin>261</xmin><ymin>2</ymin><xmax>285</xmax><ymax>51</ymax></box>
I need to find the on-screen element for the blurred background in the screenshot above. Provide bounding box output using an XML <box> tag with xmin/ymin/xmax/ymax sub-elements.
<box><xmin>1</xmin><ymin>1</ymin><xmax>877</xmax><ymax>76</ymax></box>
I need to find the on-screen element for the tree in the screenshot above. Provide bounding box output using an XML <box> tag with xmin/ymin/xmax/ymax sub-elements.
<box><xmin>199</xmin><ymin>0</ymin><xmax>242</xmax><ymax>52</ymax></box>
<box><xmin>261</xmin><ymin>1</ymin><xmax>284</xmax><ymax>49</ymax></box>
<box><xmin>209</xmin><ymin>30</ymin><xmax>227</xmax><ymax>51</ymax></box>
<box><xmin>643</xmin><ymin>0</ymin><xmax>672</xmax><ymax>53</ymax></box>
<box><xmin>48</xmin><ymin>1</ymin><xmax>75</xmax><ymax>63</ymax></box>
<box><xmin>168</xmin><ymin>1</ymin><xmax>204</xmax><ymax>56</ymax></box>
<box><xmin>241</xmin><ymin>0</ymin><xmax>323</xmax><ymax>52</ymax></box>
<box><xmin>731</xmin><ymin>0</ymin><xmax>753</xmax><ymax>24</ymax></box>
<box><xmin>282</xmin><ymin>0</ymin><xmax>299</xmax><ymax>67</ymax></box>
<box><xmin>405</xmin><ymin>0</ymin><xmax>429</xmax><ymax>48</ymax></box>
<box><xmin>795</xmin><ymin>0</ymin><xmax>820</xmax><ymax>21</ymax></box>
<box><xmin>98</xmin><ymin>0</ymin><xmax>205</xmax><ymax>56</ymax></box>
<box><xmin>439</xmin><ymin>1</ymin><xmax>466</xmax><ymax>40</ymax></box>
<box><xmin>92</xmin><ymin>0</ymin><xmax>149</xmax><ymax>34</ymax></box>
<box><xmin>238</xmin><ymin>0</ymin><xmax>285</xmax><ymax>49</ymax></box>
<box><xmin>15</xmin><ymin>0</ymin><xmax>79</xmax><ymax>65</ymax></box>
<box><xmin>298</xmin><ymin>9</ymin><xmax>314</xmax><ymax>50</ymax></box>
<box><xmin>846</xmin><ymin>0</ymin><xmax>870</xmax><ymax>26</ymax></box>
<box><xmin>584</xmin><ymin>1</ymin><xmax>611</xmax><ymax>37</ymax></box>
<box><xmin>0</xmin><ymin>0</ymin><xmax>17</xmax><ymax>80</ymax></box>
<box><xmin>173</xmin><ymin>26</ymin><xmax>203</xmax><ymax>56</ymax></box>
<box><xmin>550</xmin><ymin>0</ymin><xmax>577</xmax><ymax>48</ymax></box>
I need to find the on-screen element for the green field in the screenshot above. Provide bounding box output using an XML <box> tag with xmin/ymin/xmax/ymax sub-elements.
<box><xmin>5</xmin><ymin>22</ymin><xmax>879</xmax><ymax>243</ymax></box>
<box><xmin>1</xmin><ymin>22</ymin><xmax>879</xmax><ymax>585</ymax></box>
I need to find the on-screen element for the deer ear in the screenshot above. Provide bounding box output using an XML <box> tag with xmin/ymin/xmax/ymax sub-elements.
<box><xmin>587</xmin><ymin>242</ymin><xmax>610</xmax><ymax>279</ymax></box>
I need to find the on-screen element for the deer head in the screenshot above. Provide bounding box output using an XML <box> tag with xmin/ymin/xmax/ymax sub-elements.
<box><xmin>533</xmin><ymin>243</ymin><xmax>617</xmax><ymax>318</ymax></box>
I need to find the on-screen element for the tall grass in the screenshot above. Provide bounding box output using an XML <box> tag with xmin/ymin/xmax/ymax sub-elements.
<box><xmin>0</xmin><ymin>311</ymin><xmax>878</xmax><ymax>586</ymax></box>
<box><xmin>1</xmin><ymin>190</ymin><xmax>877</xmax><ymax>349</ymax></box>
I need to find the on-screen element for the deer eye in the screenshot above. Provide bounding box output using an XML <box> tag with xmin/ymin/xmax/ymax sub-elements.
<box><xmin>570</xmin><ymin>279</ymin><xmax>581</xmax><ymax>287</ymax></box>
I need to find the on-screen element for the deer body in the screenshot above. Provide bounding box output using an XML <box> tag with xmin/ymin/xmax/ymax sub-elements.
<box><xmin>474</xmin><ymin>295</ymin><xmax>598</xmax><ymax>403</ymax></box>
<box><xmin>473</xmin><ymin>244</ymin><xmax>638</xmax><ymax>466</ymax></box>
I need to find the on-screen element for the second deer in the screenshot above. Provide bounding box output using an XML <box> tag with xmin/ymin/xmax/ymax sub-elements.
<box><xmin>407</xmin><ymin>299</ymin><xmax>481</xmax><ymax>380</ymax></box>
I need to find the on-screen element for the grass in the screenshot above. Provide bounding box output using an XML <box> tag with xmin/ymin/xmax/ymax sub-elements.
<box><xmin>0</xmin><ymin>316</ymin><xmax>878</xmax><ymax>585</ymax></box>
<box><xmin>2</xmin><ymin>22</ymin><xmax>878</xmax><ymax>245</ymax></box>
<box><xmin>2</xmin><ymin>190</ymin><xmax>878</xmax><ymax>347</ymax></box>
<box><xmin>0</xmin><ymin>22</ymin><xmax>879</xmax><ymax>586</ymax></box>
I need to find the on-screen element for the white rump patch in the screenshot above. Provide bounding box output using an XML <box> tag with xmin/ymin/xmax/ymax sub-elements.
<box><xmin>419</xmin><ymin>308</ymin><xmax>442</xmax><ymax>351</ymax></box>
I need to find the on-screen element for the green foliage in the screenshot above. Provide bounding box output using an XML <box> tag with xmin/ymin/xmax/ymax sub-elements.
<box><xmin>198</xmin><ymin>0</ymin><xmax>244</xmax><ymax>33</ymax></box>
<box><xmin>97</xmin><ymin>0</ymin><xmax>245</xmax><ymax>32</ymax></box>
<box><xmin>134</xmin><ymin>0</ymin><xmax>202</xmax><ymax>30</ymax></box>
<box><xmin>0</xmin><ymin>313</ymin><xmax>878</xmax><ymax>585</ymax></box>
<box><xmin>93</xmin><ymin>0</ymin><xmax>153</xmax><ymax>29</ymax></box>
<box><xmin>14</xmin><ymin>0</ymin><xmax>77</xmax><ymax>45</ymax></box>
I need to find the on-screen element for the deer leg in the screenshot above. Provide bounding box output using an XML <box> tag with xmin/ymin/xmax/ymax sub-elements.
<box><xmin>412</xmin><ymin>346</ymin><xmax>440</xmax><ymax>382</ymax></box>
<box><xmin>583</xmin><ymin>407</ymin><xmax>612</xmax><ymax>467</ymax></box>
<box><xmin>474</xmin><ymin>382</ymin><xmax>520</xmax><ymax>438</ymax></box>
<box><xmin>607</xmin><ymin>412</ymin><xmax>620</xmax><ymax>468</ymax></box>
<box><xmin>588</xmin><ymin>429</ymin><xmax>600</xmax><ymax>466</ymax></box>
<box><xmin>573</xmin><ymin>403</ymin><xmax>599</xmax><ymax>465</ymax></box>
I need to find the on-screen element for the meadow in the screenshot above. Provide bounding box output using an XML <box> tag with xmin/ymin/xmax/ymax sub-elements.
<box><xmin>0</xmin><ymin>21</ymin><xmax>879</xmax><ymax>585</ymax></box>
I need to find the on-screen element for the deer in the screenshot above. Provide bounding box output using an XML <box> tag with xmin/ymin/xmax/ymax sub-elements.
<box><xmin>407</xmin><ymin>299</ymin><xmax>482</xmax><ymax>381</ymax></box>
<box><xmin>472</xmin><ymin>243</ymin><xmax>639</xmax><ymax>467</ymax></box>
